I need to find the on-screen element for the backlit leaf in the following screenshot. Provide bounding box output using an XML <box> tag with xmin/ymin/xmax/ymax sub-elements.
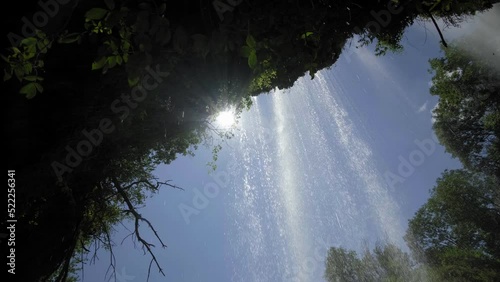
<box><xmin>19</xmin><ymin>82</ymin><xmax>37</xmax><ymax>99</ymax></box>
<box><xmin>246</xmin><ymin>35</ymin><xmax>256</xmax><ymax>48</ymax></box>
<box><xmin>248</xmin><ymin>51</ymin><xmax>257</xmax><ymax>69</ymax></box>
<box><xmin>85</xmin><ymin>8</ymin><xmax>108</xmax><ymax>20</ymax></box>
<box><xmin>92</xmin><ymin>57</ymin><xmax>107</xmax><ymax>70</ymax></box>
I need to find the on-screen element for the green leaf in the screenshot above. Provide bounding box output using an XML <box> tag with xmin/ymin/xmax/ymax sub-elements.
<box><xmin>37</xmin><ymin>38</ymin><xmax>51</xmax><ymax>53</ymax></box>
<box><xmin>91</xmin><ymin>57</ymin><xmax>107</xmax><ymax>70</ymax></box>
<box><xmin>3</xmin><ymin>69</ymin><xmax>12</xmax><ymax>81</ymax></box>
<box><xmin>20</xmin><ymin>37</ymin><xmax>37</xmax><ymax>47</ymax></box>
<box><xmin>300</xmin><ymin>31</ymin><xmax>314</xmax><ymax>39</ymax></box>
<box><xmin>116</xmin><ymin>55</ymin><xmax>123</xmax><ymax>65</ymax></box>
<box><xmin>246</xmin><ymin>35</ymin><xmax>256</xmax><ymax>49</ymax></box>
<box><xmin>58</xmin><ymin>33</ymin><xmax>81</xmax><ymax>44</ymax></box>
<box><xmin>240</xmin><ymin>46</ymin><xmax>252</xmax><ymax>57</ymax></box>
<box><xmin>14</xmin><ymin>67</ymin><xmax>24</xmax><ymax>81</ymax></box>
<box><xmin>35</xmin><ymin>30</ymin><xmax>46</xmax><ymax>39</ymax></box>
<box><xmin>34</xmin><ymin>82</ymin><xmax>43</xmax><ymax>93</ymax></box>
<box><xmin>26</xmin><ymin>42</ymin><xmax>37</xmax><ymax>52</ymax></box>
<box><xmin>19</xmin><ymin>82</ymin><xmax>37</xmax><ymax>99</ymax></box>
<box><xmin>37</xmin><ymin>41</ymin><xmax>48</xmax><ymax>53</ymax></box>
<box><xmin>12</xmin><ymin>47</ymin><xmax>21</xmax><ymax>55</ymax></box>
<box><xmin>128</xmin><ymin>75</ymin><xmax>140</xmax><ymax>87</ymax></box>
<box><xmin>248</xmin><ymin>51</ymin><xmax>257</xmax><ymax>69</ymax></box>
<box><xmin>119</xmin><ymin>27</ymin><xmax>127</xmax><ymax>39</ymax></box>
<box><xmin>23</xmin><ymin>63</ymin><xmax>33</xmax><ymax>74</ymax></box>
<box><xmin>85</xmin><ymin>8</ymin><xmax>108</xmax><ymax>20</ymax></box>
<box><xmin>23</xmin><ymin>51</ymin><xmax>36</xmax><ymax>60</ymax></box>
<box><xmin>105</xmin><ymin>40</ymin><xmax>118</xmax><ymax>52</ymax></box>
<box><xmin>107</xmin><ymin>56</ymin><xmax>117</xmax><ymax>68</ymax></box>
<box><xmin>23</xmin><ymin>75</ymin><xmax>40</xmax><ymax>82</ymax></box>
<box><xmin>121</xmin><ymin>40</ymin><xmax>131</xmax><ymax>52</ymax></box>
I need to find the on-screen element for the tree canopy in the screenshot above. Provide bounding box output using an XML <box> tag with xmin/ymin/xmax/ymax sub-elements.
<box><xmin>405</xmin><ymin>169</ymin><xmax>500</xmax><ymax>281</ymax></box>
<box><xmin>324</xmin><ymin>242</ymin><xmax>430</xmax><ymax>282</ymax></box>
<box><xmin>430</xmin><ymin>43</ymin><xmax>500</xmax><ymax>177</ymax></box>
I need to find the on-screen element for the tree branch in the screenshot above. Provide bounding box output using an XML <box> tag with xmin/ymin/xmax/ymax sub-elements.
<box><xmin>111</xmin><ymin>177</ymin><xmax>167</xmax><ymax>280</ymax></box>
<box><xmin>427</xmin><ymin>12</ymin><xmax>448</xmax><ymax>48</ymax></box>
<box><xmin>103</xmin><ymin>227</ymin><xmax>117</xmax><ymax>282</ymax></box>
<box><xmin>122</xmin><ymin>178</ymin><xmax>184</xmax><ymax>191</ymax></box>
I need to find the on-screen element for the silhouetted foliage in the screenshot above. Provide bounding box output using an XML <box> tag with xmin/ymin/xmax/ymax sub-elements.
<box><xmin>405</xmin><ymin>169</ymin><xmax>500</xmax><ymax>281</ymax></box>
<box><xmin>430</xmin><ymin>43</ymin><xmax>500</xmax><ymax>177</ymax></box>
<box><xmin>324</xmin><ymin>242</ymin><xmax>429</xmax><ymax>282</ymax></box>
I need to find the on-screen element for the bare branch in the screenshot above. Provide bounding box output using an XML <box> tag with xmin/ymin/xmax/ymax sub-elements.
<box><xmin>81</xmin><ymin>240</ymin><xmax>90</xmax><ymax>253</ymax></box>
<box><xmin>427</xmin><ymin>11</ymin><xmax>448</xmax><ymax>48</ymax></box>
<box><xmin>157</xmin><ymin>180</ymin><xmax>185</xmax><ymax>191</ymax></box>
<box><xmin>120</xmin><ymin>231</ymin><xmax>135</xmax><ymax>245</ymax></box>
<box><xmin>90</xmin><ymin>240</ymin><xmax>100</xmax><ymax>265</ymax></box>
<box><xmin>119</xmin><ymin>178</ymin><xmax>184</xmax><ymax>193</ymax></box>
<box><xmin>147</xmin><ymin>259</ymin><xmax>154</xmax><ymax>282</ymax></box>
<box><xmin>111</xmin><ymin>177</ymin><xmax>167</xmax><ymax>280</ymax></box>
<box><xmin>104</xmin><ymin>228</ymin><xmax>117</xmax><ymax>282</ymax></box>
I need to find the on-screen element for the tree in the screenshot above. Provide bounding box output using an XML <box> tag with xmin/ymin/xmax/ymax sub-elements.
<box><xmin>405</xmin><ymin>169</ymin><xmax>500</xmax><ymax>281</ymax></box>
<box><xmin>419</xmin><ymin>0</ymin><xmax>494</xmax><ymax>27</ymax></box>
<box><xmin>430</xmin><ymin>43</ymin><xmax>500</xmax><ymax>177</ymax></box>
<box><xmin>324</xmin><ymin>243</ymin><xmax>421</xmax><ymax>282</ymax></box>
<box><xmin>325</xmin><ymin>247</ymin><xmax>364</xmax><ymax>282</ymax></box>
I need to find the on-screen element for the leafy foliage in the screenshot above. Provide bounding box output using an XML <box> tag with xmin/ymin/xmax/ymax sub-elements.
<box><xmin>2</xmin><ymin>31</ymin><xmax>50</xmax><ymax>98</ymax></box>
<box><xmin>430</xmin><ymin>43</ymin><xmax>500</xmax><ymax>176</ymax></box>
<box><xmin>405</xmin><ymin>169</ymin><xmax>500</xmax><ymax>281</ymax></box>
<box><xmin>325</xmin><ymin>243</ymin><xmax>423</xmax><ymax>282</ymax></box>
<box><xmin>422</xmin><ymin>0</ymin><xmax>494</xmax><ymax>26</ymax></box>
<box><xmin>240</xmin><ymin>34</ymin><xmax>258</xmax><ymax>69</ymax></box>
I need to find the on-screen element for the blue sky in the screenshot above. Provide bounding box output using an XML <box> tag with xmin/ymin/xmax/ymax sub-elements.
<box><xmin>82</xmin><ymin>7</ymin><xmax>498</xmax><ymax>282</ymax></box>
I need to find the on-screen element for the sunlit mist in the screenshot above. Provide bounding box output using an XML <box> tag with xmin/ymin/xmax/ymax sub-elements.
<box><xmin>216</xmin><ymin>109</ymin><xmax>236</xmax><ymax>127</ymax></box>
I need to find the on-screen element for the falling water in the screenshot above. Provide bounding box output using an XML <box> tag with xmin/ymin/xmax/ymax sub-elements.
<box><xmin>225</xmin><ymin>69</ymin><xmax>406</xmax><ymax>281</ymax></box>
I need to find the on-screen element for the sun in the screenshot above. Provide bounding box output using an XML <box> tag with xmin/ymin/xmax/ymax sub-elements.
<box><xmin>215</xmin><ymin>109</ymin><xmax>236</xmax><ymax>128</ymax></box>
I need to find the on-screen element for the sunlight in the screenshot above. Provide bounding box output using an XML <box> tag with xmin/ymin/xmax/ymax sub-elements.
<box><xmin>215</xmin><ymin>109</ymin><xmax>236</xmax><ymax>127</ymax></box>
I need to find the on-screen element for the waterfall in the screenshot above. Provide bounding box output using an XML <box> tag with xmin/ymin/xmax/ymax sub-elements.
<box><xmin>225</xmin><ymin>69</ymin><xmax>406</xmax><ymax>281</ymax></box>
